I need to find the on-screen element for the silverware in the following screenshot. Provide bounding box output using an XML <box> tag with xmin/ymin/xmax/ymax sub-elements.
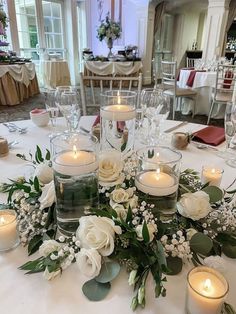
<box><xmin>164</xmin><ymin>121</ymin><xmax>188</xmax><ymax>133</ymax></box>
<box><xmin>79</xmin><ymin>126</ymin><xmax>90</xmax><ymax>133</ymax></box>
<box><xmin>8</xmin><ymin>140</ymin><xmax>19</xmax><ymax>149</ymax></box>
<box><xmin>3</xmin><ymin>123</ymin><xmax>17</xmax><ymax>132</ymax></box>
<box><xmin>5</xmin><ymin>123</ymin><xmax>27</xmax><ymax>134</ymax></box>
<box><xmin>191</xmin><ymin>142</ymin><xmax>219</xmax><ymax>151</ymax></box>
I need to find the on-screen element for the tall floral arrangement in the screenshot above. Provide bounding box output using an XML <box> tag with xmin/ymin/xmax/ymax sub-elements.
<box><xmin>97</xmin><ymin>13</ymin><xmax>121</xmax><ymax>42</ymax></box>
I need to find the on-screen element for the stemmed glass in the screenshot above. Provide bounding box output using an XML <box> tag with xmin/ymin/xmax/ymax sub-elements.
<box><xmin>45</xmin><ymin>90</ymin><xmax>59</xmax><ymax>138</ymax></box>
<box><xmin>224</xmin><ymin>102</ymin><xmax>236</xmax><ymax>167</ymax></box>
<box><xmin>60</xmin><ymin>91</ymin><xmax>81</xmax><ymax>132</ymax></box>
<box><xmin>140</xmin><ymin>88</ymin><xmax>170</xmax><ymax>144</ymax></box>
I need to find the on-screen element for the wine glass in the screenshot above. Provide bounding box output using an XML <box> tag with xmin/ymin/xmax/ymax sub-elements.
<box><xmin>224</xmin><ymin>102</ymin><xmax>236</xmax><ymax>167</ymax></box>
<box><xmin>45</xmin><ymin>90</ymin><xmax>59</xmax><ymax>138</ymax></box>
<box><xmin>60</xmin><ymin>91</ymin><xmax>81</xmax><ymax>132</ymax></box>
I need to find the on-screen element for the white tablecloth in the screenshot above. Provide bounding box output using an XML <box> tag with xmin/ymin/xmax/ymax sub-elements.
<box><xmin>178</xmin><ymin>69</ymin><xmax>225</xmax><ymax>118</ymax></box>
<box><xmin>0</xmin><ymin>117</ymin><xmax>236</xmax><ymax>314</ymax></box>
<box><xmin>0</xmin><ymin>63</ymin><xmax>36</xmax><ymax>87</ymax></box>
<box><xmin>41</xmin><ymin>60</ymin><xmax>71</xmax><ymax>88</ymax></box>
<box><xmin>84</xmin><ymin>61</ymin><xmax>143</xmax><ymax>76</ymax></box>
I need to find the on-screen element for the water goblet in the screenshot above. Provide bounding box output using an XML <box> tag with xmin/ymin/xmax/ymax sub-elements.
<box><xmin>224</xmin><ymin>102</ymin><xmax>236</xmax><ymax>167</ymax></box>
<box><xmin>60</xmin><ymin>91</ymin><xmax>81</xmax><ymax>132</ymax></box>
<box><xmin>45</xmin><ymin>90</ymin><xmax>59</xmax><ymax>138</ymax></box>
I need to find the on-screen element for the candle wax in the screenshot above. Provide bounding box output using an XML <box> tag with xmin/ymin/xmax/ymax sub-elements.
<box><xmin>201</xmin><ymin>167</ymin><xmax>223</xmax><ymax>187</ymax></box>
<box><xmin>101</xmin><ymin>104</ymin><xmax>136</xmax><ymax>121</ymax></box>
<box><xmin>0</xmin><ymin>211</ymin><xmax>19</xmax><ymax>251</ymax></box>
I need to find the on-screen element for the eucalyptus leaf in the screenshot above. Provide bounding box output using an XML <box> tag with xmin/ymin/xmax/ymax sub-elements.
<box><xmin>202</xmin><ymin>186</ymin><xmax>223</xmax><ymax>203</ymax></box>
<box><xmin>95</xmin><ymin>260</ymin><xmax>120</xmax><ymax>283</ymax></box>
<box><xmin>156</xmin><ymin>241</ymin><xmax>167</xmax><ymax>267</ymax></box>
<box><xmin>190</xmin><ymin>232</ymin><xmax>213</xmax><ymax>256</ymax></box>
<box><xmin>28</xmin><ymin>234</ymin><xmax>43</xmax><ymax>256</ymax></box>
<box><xmin>166</xmin><ymin>256</ymin><xmax>183</xmax><ymax>275</ymax></box>
<box><xmin>222</xmin><ymin>244</ymin><xmax>236</xmax><ymax>258</ymax></box>
<box><xmin>82</xmin><ymin>279</ymin><xmax>111</xmax><ymax>301</ymax></box>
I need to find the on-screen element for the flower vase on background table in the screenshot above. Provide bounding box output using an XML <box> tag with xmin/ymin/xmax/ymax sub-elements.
<box><xmin>107</xmin><ymin>38</ymin><xmax>113</xmax><ymax>58</ymax></box>
<box><xmin>51</xmin><ymin>132</ymin><xmax>99</xmax><ymax>235</ymax></box>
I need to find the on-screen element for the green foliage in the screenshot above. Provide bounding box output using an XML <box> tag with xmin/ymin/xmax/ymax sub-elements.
<box><xmin>202</xmin><ymin>186</ymin><xmax>223</xmax><ymax>203</ymax></box>
<box><xmin>166</xmin><ymin>256</ymin><xmax>183</xmax><ymax>275</ymax></box>
<box><xmin>95</xmin><ymin>261</ymin><xmax>120</xmax><ymax>283</ymax></box>
<box><xmin>82</xmin><ymin>280</ymin><xmax>111</xmax><ymax>301</ymax></box>
<box><xmin>190</xmin><ymin>232</ymin><xmax>213</xmax><ymax>256</ymax></box>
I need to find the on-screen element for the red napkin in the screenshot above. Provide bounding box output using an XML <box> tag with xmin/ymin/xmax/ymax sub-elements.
<box><xmin>193</xmin><ymin>126</ymin><xmax>225</xmax><ymax>146</ymax></box>
<box><xmin>92</xmin><ymin>115</ymin><xmax>125</xmax><ymax>131</ymax></box>
<box><xmin>187</xmin><ymin>70</ymin><xmax>206</xmax><ymax>87</ymax></box>
<box><xmin>223</xmin><ymin>70</ymin><xmax>234</xmax><ymax>89</ymax></box>
<box><xmin>177</xmin><ymin>67</ymin><xmax>194</xmax><ymax>81</ymax></box>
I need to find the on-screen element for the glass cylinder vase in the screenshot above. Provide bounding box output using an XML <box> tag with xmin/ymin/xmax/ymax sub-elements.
<box><xmin>135</xmin><ymin>146</ymin><xmax>182</xmax><ymax>221</ymax></box>
<box><xmin>51</xmin><ymin>132</ymin><xmax>99</xmax><ymax>236</ymax></box>
<box><xmin>100</xmin><ymin>90</ymin><xmax>137</xmax><ymax>157</ymax></box>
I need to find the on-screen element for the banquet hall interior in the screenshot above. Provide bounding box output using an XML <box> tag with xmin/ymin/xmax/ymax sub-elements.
<box><xmin>1</xmin><ymin>1</ymin><xmax>236</xmax><ymax>314</ymax></box>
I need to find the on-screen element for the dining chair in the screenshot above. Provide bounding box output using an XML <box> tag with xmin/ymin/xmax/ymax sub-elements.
<box><xmin>207</xmin><ymin>64</ymin><xmax>236</xmax><ymax>125</ymax></box>
<box><xmin>161</xmin><ymin>61</ymin><xmax>197</xmax><ymax>119</ymax></box>
<box><xmin>79</xmin><ymin>72</ymin><xmax>142</xmax><ymax>115</ymax></box>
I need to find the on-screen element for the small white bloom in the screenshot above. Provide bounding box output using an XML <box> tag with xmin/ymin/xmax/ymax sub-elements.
<box><xmin>34</xmin><ymin>162</ymin><xmax>53</xmax><ymax>185</ymax></box>
<box><xmin>38</xmin><ymin>181</ymin><xmax>55</xmax><ymax>210</ymax></box>
<box><xmin>59</xmin><ymin>236</ymin><xmax>65</xmax><ymax>243</ymax></box>
<box><xmin>43</xmin><ymin>267</ymin><xmax>61</xmax><ymax>280</ymax></box>
<box><xmin>128</xmin><ymin>269</ymin><xmax>137</xmax><ymax>286</ymax></box>
<box><xmin>39</xmin><ymin>240</ymin><xmax>61</xmax><ymax>257</ymax></box>
<box><xmin>177</xmin><ymin>191</ymin><xmax>212</xmax><ymax>220</ymax></box>
<box><xmin>76</xmin><ymin>248</ymin><xmax>101</xmax><ymax>279</ymax></box>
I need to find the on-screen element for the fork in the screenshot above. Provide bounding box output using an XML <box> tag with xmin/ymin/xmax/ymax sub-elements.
<box><xmin>7</xmin><ymin>123</ymin><xmax>28</xmax><ymax>134</ymax></box>
<box><xmin>3</xmin><ymin>123</ymin><xmax>17</xmax><ymax>132</ymax></box>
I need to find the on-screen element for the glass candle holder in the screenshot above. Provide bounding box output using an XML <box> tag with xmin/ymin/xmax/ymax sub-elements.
<box><xmin>201</xmin><ymin>166</ymin><xmax>224</xmax><ymax>187</ymax></box>
<box><xmin>51</xmin><ymin>132</ymin><xmax>99</xmax><ymax>236</ymax></box>
<box><xmin>100</xmin><ymin>90</ymin><xmax>137</xmax><ymax>157</ymax></box>
<box><xmin>0</xmin><ymin>210</ymin><xmax>20</xmax><ymax>252</ymax></box>
<box><xmin>186</xmin><ymin>266</ymin><xmax>229</xmax><ymax>314</ymax></box>
<box><xmin>135</xmin><ymin>146</ymin><xmax>182</xmax><ymax>221</ymax></box>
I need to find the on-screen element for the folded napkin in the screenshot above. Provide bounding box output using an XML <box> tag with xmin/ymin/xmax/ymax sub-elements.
<box><xmin>93</xmin><ymin>115</ymin><xmax>125</xmax><ymax>131</ymax></box>
<box><xmin>177</xmin><ymin>67</ymin><xmax>194</xmax><ymax>82</ymax></box>
<box><xmin>192</xmin><ymin>126</ymin><xmax>225</xmax><ymax>146</ymax></box>
<box><xmin>223</xmin><ymin>70</ymin><xmax>234</xmax><ymax>89</ymax></box>
<box><xmin>187</xmin><ymin>70</ymin><xmax>206</xmax><ymax>87</ymax></box>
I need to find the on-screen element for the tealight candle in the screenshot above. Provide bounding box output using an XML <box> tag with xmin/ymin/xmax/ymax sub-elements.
<box><xmin>201</xmin><ymin>166</ymin><xmax>223</xmax><ymax>187</ymax></box>
<box><xmin>53</xmin><ymin>145</ymin><xmax>98</xmax><ymax>176</ymax></box>
<box><xmin>135</xmin><ymin>168</ymin><xmax>178</xmax><ymax>196</ymax></box>
<box><xmin>0</xmin><ymin>210</ymin><xmax>19</xmax><ymax>251</ymax></box>
<box><xmin>186</xmin><ymin>266</ymin><xmax>229</xmax><ymax>314</ymax></box>
<box><xmin>101</xmin><ymin>104</ymin><xmax>136</xmax><ymax>121</ymax></box>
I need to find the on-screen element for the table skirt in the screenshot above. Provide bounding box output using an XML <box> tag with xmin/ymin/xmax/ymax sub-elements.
<box><xmin>0</xmin><ymin>73</ymin><xmax>40</xmax><ymax>106</ymax></box>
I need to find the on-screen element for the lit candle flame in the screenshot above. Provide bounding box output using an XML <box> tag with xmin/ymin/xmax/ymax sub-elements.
<box><xmin>73</xmin><ymin>145</ymin><xmax>77</xmax><ymax>159</ymax></box>
<box><xmin>211</xmin><ymin>168</ymin><xmax>216</xmax><ymax>174</ymax></box>
<box><xmin>156</xmin><ymin>168</ymin><xmax>161</xmax><ymax>180</ymax></box>
<box><xmin>117</xmin><ymin>90</ymin><xmax>121</xmax><ymax>105</ymax></box>
<box><xmin>0</xmin><ymin>216</ymin><xmax>5</xmax><ymax>225</ymax></box>
<box><xmin>203</xmin><ymin>279</ymin><xmax>212</xmax><ymax>292</ymax></box>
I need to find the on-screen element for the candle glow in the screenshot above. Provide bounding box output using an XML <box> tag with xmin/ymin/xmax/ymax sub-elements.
<box><xmin>0</xmin><ymin>216</ymin><xmax>5</xmax><ymax>225</ymax></box>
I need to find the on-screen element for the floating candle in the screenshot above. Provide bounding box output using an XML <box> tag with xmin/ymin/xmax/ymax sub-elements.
<box><xmin>0</xmin><ymin>210</ymin><xmax>19</xmax><ymax>251</ymax></box>
<box><xmin>201</xmin><ymin>166</ymin><xmax>223</xmax><ymax>187</ymax></box>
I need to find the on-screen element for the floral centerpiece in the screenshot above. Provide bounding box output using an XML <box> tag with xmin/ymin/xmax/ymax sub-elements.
<box><xmin>0</xmin><ymin>4</ymin><xmax>9</xmax><ymax>61</ymax></box>
<box><xmin>97</xmin><ymin>13</ymin><xmax>121</xmax><ymax>57</ymax></box>
<box><xmin>0</xmin><ymin>146</ymin><xmax>236</xmax><ymax>313</ymax></box>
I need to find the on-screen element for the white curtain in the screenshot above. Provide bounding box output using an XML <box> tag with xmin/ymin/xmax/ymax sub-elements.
<box><xmin>221</xmin><ymin>0</ymin><xmax>236</xmax><ymax>56</ymax></box>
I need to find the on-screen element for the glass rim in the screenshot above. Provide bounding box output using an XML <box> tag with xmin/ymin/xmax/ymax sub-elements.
<box><xmin>202</xmin><ymin>166</ymin><xmax>224</xmax><ymax>174</ymax></box>
<box><xmin>187</xmin><ymin>266</ymin><xmax>229</xmax><ymax>300</ymax></box>
<box><xmin>136</xmin><ymin>146</ymin><xmax>182</xmax><ymax>165</ymax></box>
<box><xmin>100</xmin><ymin>90</ymin><xmax>137</xmax><ymax>98</ymax></box>
<box><xmin>50</xmin><ymin>131</ymin><xmax>99</xmax><ymax>146</ymax></box>
<box><xmin>53</xmin><ymin>151</ymin><xmax>98</xmax><ymax>168</ymax></box>
<box><xmin>0</xmin><ymin>210</ymin><xmax>17</xmax><ymax>227</ymax></box>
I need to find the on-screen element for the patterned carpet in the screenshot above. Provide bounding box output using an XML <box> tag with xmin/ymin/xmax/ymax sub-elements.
<box><xmin>0</xmin><ymin>92</ymin><xmax>224</xmax><ymax>127</ymax></box>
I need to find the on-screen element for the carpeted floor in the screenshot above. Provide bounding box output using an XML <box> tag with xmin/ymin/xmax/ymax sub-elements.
<box><xmin>0</xmin><ymin>92</ymin><xmax>224</xmax><ymax>127</ymax></box>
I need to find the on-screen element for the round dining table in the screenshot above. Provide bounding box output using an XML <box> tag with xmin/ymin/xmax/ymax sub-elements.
<box><xmin>0</xmin><ymin>117</ymin><xmax>235</xmax><ymax>314</ymax></box>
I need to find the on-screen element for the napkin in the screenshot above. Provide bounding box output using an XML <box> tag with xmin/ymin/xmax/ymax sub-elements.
<box><xmin>177</xmin><ymin>67</ymin><xmax>194</xmax><ymax>81</ymax></box>
<box><xmin>186</xmin><ymin>70</ymin><xmax>206</xmax><ymax>87</ymax></box>
<box><xmin>192</xmin><ymin>126</ymin><xmax>225</xmax><ymax>146</ymax></box>
<box><xmin>223</xmin><ymin>70</ymin><xmax>234</xmax><ymax>89</ymax></box>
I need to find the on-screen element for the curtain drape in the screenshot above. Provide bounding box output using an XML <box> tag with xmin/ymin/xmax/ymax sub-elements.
<box><xmin>153</xmin><ymin>1</ymin><xmax>166</xmax><ymax>55</ymax></box>
<box><xmin>221</xmin><ymin>0</ymin><xmax>236</xmax><ymax>56</ymax></box>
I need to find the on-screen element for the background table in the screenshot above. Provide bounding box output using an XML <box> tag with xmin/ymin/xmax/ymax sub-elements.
<box><xmin>178</xmin><ymin>69</ymin><xmax>225</xmax><ymax>118</ymax></box>
<box><xmin>0</xmin><ymin>63</ymin><xmax>39</xmax><ymax>106</ymax></box>
<box><xmin>0</xmin><ymin>117</ymin><xmax>235</xmax><ymax>314</ymax></box>
<box><xmin>84</xmin><ymin>61</ymin><xmax>143</xmax><ymax>76</ymax></box>
<box><xmin>41</xmin><ymin>60</ymin><xmax>71</xmax><ymax>89</ymax></box>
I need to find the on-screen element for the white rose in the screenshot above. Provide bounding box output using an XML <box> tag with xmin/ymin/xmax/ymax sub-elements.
<box><xmin>126</xmin><ymin>195</ymin><xmax>138</xmax><ymax>209</ymax></box>
<box><xmin>99</xmin><ymin>152</ymin><xmax>124</xmax><ymax>187</ymax></box>
<box><xmin>76</xmin><ymin>216</ymin><xmax>122</xmax><ymax>256</ymax></box>
<box><xmin>186</xmin><ymin>228</ymin><xmax>198</xmax><ymax>240</ymax></box>
<box><xmin>34</xmin><ymin>162</ymin><xmax>53</xmax><ymax>185</ymax></box>
<box><xmin>110</xmin><ymin>188</ymin><xmax>130</xmax><ymax>203</ymax></box>
<box><xmin>39</xmin><ymin>240</ymin><xmax>61</xmax><ymax>257</ymax></box>
<box><xmin>43</xmin><ymin>267</ymin><xmax>61</xmax><ymax>280</ymax></box>
<box><xmin>38</xmin><ymin>181</ymin><xmax>56</xmax><ymax>210</ymax></box>
<box><xmin>112</xmin><ymin>203</ymin><xmax>128</xmax><ymax>220</ymax></box>
<box><xmin>76</xmin><ymin>248</ymin><xmax>101</xmax><ymax>279</ymax></box>
<box><xmin>135</xmin><ymin>223</ymin><xmax>157</xmax><ymax>242</ymax></box>
<box><xmin>177</xmin><ymin>191</ymin><xmax>212</xmax><ymax>220</ymax></box>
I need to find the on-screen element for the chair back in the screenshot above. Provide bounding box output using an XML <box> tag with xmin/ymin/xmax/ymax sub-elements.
<box><xmin>161</xmin><ymin>60</ymin><xmax>177</xmax><ymax>95</ymax></box>
<box><xmin>213</xmin><ymin>64</ymin><xmax>236</xmax><ymax>102</ymax></box>
<box><xmin>186</xmin><ymin>57</ymin><xmax>198</xmax><ymax>68</ymax></box>
<box><xmin>79</xmin><ymin>72</ymin><xmax>142</xmax><ymax>115</ymax></box>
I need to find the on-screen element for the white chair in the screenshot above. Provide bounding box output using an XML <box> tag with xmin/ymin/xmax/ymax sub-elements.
<box><xmin>207</xmin><ymin>64</ymin><xmax>236</xmax><ymax>125</ymax></box>
<box><xmin>161</xmin><ymin>61</ymin><xmax>197</xmax><ymax>119</ymax></box>
<box><xmin>79</xmin><ymin>72</ymin><xmax>142</xmax><ymax>115</ymax></box>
